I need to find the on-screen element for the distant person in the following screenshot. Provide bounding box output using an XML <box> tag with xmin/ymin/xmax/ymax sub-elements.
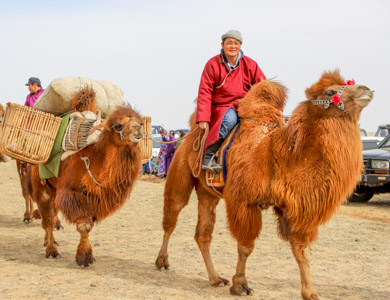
<box><xmin>24</xmin><ymin>77</ymin><xmax>44</xmax><ymax>107</ymax></box>
<box><xmin>174</xmin><ymin>130</ymin><xmax>186</xmax><ymax>150</ymax></box>
<box><xmin>165</xmin><ymin>130</ymin><xmax>176</xmax><ymax>176</ymax></box>
<box><xmin>141</xmin><ymin>159</ymin><xmax>152</xmax><ymax>175</ymax></box>
<box><xmin>157</xmin><ymin>130</ymin><xmax>169</xmax><ymax>177</ymax></box>
<box><xmin>196</xmin><ymin>30</ymin><xmax>266</xmax><ymax>173</ymax></box>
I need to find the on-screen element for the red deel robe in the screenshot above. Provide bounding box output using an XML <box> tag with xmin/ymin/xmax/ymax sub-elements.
<box><xmin>196</xmin><ymin>54</ymin><xmax>266</xmax><ymax>149</ymax></box>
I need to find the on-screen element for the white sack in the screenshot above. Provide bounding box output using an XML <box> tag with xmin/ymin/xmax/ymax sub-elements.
<box><xmin>33</xmin><ymin>77</ymin><xmax>125</xmax><ymax>118</ymax></box>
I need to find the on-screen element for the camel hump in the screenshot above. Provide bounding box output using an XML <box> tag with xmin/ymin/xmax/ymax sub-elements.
<box><xmin>71</xmin><ymin>86</ymin><xmax>97</xmax><ymax>112</ymax></box>
<box><xmin>239</xmin><ymin>79</ymin><xmax>288</xmax><ymax>113</ymax></box>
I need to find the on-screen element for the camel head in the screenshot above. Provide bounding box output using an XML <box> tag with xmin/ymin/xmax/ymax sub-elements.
<box><xmin>105</xmin><ymin>105</ymin><xmax>143</xmax><ymax>144</ymax></box>
<box><xmin>305</xmin><ymin>70</ymin><xmax>374</xmax><ymax>120</ymax></box>
<box><xmin>238</xmin><ymin>79</ymin><xmax>288</xmax><ymax>118</ymax></box>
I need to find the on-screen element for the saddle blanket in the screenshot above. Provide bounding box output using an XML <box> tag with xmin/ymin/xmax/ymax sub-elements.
<box><xmin>205</xmin><ymin>123</ymin><xmax>240</xmax><ymax>190</ymax></box>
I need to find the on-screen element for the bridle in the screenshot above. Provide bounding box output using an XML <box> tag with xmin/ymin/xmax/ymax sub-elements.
<box><xmin>310</xmin><ymin>79</ymin><xmax>355</xmax><ymax>114</ymax></box>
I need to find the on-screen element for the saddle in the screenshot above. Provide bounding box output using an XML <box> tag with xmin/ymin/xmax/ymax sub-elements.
<box><xmin>205</xmin><ymin>124</ymin><xmax>240</xmax><ymax>190</ymax></box>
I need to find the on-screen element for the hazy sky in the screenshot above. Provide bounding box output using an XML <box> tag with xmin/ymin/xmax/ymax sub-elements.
<box><xmin>1</xmin><ymin>0</ymin><xmax>389</xmax><ymax>132</ymax></box>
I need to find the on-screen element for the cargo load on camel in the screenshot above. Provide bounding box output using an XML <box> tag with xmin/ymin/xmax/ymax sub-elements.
<box><xmin>33</xmin><ymin>76</ymin><xmax>125</xmax><ymax>118</ymax></box>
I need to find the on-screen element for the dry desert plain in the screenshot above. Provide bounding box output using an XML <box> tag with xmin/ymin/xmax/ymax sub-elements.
<box><xmin>0</xmin><ymin>160</ymin><xmax>389</xmax><ymax>300</ymax></box>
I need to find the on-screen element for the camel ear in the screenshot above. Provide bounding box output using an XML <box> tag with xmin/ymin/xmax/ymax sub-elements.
<box><xmin>305</xmin><ymin>87</ymin><xmax>317</xmax><ymax>100</ymax></box>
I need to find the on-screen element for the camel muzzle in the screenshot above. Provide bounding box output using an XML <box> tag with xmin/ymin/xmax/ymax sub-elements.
<box><xmin>130</xmin><ymin>134</ymin><xmax>143</xmax><ymax>143</ymax></box>
<box><xmin>355</xmin><ymin>90</ymin><xmax>374</xmax><ymax>107</ymax></box>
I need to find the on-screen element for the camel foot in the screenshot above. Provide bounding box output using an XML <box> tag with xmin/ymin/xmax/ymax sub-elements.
<box><xmin>230</xmin><ymin>284</ymin><xmax>253</xmax><ymax>296</ymax></box>
<box><xmin>76</xmin><ymin>247</ymin><xmax>95</xmax><ymax>267</ymax></box>
<box><xmin>155</xmin><ymin>255</ymin><xmax>169</xmax><ymax>270</ymax></box>
<box><xmin>210</xmin><ymin>276</ymin><xmax>230</xmax><ymax>287</ymax></box>
<box><xmin>302</xmin><ymin>288</ymin><xmax>319</xmax><ymax>300</ymax></box>
<box><xmin>23</xmin><ymin>216</ymin><xmax>33</xmax><ymax>223</ymax></box>
<box><xmin>45</xmin><ymin>245</ymin><xmax>60</xmax><ymax>258</ymax></box>
<box><xmin>32</xmin><ymin>209</ymin><xmax>41</xmax><ymax>219</ymax></box>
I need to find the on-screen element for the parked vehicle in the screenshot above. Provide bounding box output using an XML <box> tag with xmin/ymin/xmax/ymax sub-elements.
<box><xmin>360</xmin><ymin>128</ymin><xmax>367</xmax><ymax>136</ymax></box>
<box><xmin>152</xmin><ymin>125</ymin><xmax>164</xmax><ymax>135</ymax></box>
<box><xmin>375</xmin><ymin>123</ymin><xmax>390</xmax><ymax>138</ymax></box>
<box><xmin>361</xmin><ymin>136</ymin><xmax>381</xmax><ymax>150</ymax></box>
<box><xmin>152</xmin><ymin>136</ymin><xmax>162</xmax><ymax>157</ymax></box>
<box><xmin>349</xmin><ymin>134</ymin><xmax>390</xmax><ymax>202</ymax></box>
<box><xmin>360</xmin><ymin>125</ymin><xmax>386</xmax><ymax>150</ymax></box>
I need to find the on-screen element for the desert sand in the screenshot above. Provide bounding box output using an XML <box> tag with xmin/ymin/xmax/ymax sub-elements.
<box><xmin>0</xmin><ymin>159</ymin><xmax>389</xmax><ymax>300</ymax></box>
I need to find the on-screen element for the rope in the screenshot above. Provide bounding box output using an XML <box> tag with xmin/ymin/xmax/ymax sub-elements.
<box><xmin>209</xmin><ymin>172</ymin><xmax>224</xmax><ymax>197</ymax></box>
<box><xmin>241</xmin><ymin>117</ymin><xmax>279</xmax><ymax>128</ymax></box>
<box><xmin>80</xmin><ymin>156</ymin><xmax>103</xmax><ymax>187</ymax></box>
<box><xmin>192</xmin><ymin>126</ymin><xmax>208</xmax><ymax>178</ymax></box>
<box><xmin>89</xmin><ymin>120</ymin><xmax>106</xmax><ymax>135</ymax></box>
<box><xmin>80</xmin><ymin>155</ymin><xmax>130</xmax><ymax>188</ymax></box>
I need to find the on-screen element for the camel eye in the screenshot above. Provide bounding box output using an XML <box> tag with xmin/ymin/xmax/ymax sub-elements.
<box><xmin>325</xmin><ymin>90</ymin><xmax>336</xmax><ymax>97</ymax></box>
<box><xmin>113</xmin><ymin>123</ymin><xmax>123</xmax><ymax>131</ymax></box>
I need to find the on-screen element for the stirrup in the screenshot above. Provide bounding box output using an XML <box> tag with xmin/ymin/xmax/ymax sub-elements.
<box><xmin>201</xmin><ymin>154</ymin><xmax>222</xmax><ymax>173</ymax></box>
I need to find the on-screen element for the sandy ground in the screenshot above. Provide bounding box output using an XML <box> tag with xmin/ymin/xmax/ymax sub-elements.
<box><xmin>0</xmin><ymin>159</ymin><xmax>389</xmax><ymax>300</ymax></box>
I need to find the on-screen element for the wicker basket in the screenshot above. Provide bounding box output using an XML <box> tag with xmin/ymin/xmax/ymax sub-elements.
<box><xmin>139</xmin><ymin>116</ymin><xmax>152</xmax><ymax>164</ymax></box>
<box><xmin>0</xmin><ymin>103</ymin><xmax>62</xmax><ymax>164</ymax></box>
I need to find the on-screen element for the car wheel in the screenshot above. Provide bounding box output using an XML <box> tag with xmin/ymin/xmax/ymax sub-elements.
<box><xmin>348</xmin><ymin>189</ymin><xmax>374</xmax><ymax>202</ymax></box>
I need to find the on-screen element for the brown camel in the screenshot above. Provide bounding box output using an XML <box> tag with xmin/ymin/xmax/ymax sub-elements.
<box><xmin>156</xmin><ymin>70</ymin><xmax>373</xmax><ymax>299</ymax></box>
<box><xmin>30</xmin><ymin>87</ymin><xmax>143</xmax><ymax>266</ymax></box>
<box><xmin>16</xmin><ymin>160</ymin><xmax>41</xmax><ymax>223</ymax></box>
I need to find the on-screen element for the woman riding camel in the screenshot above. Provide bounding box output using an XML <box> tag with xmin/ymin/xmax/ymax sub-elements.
<box><xmin>196</xmin><ymin>29</ymin><xmax>266</xmax><ymax>173</ymax></box>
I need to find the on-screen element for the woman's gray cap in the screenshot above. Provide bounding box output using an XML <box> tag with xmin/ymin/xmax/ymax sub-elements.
<box><xmin>25</xmin><ymin>77</ymin><xmax>41</xmax><ymax>86</ymax></box>
<box><xmin>221</xmin><ymin>30</ymin><xmax>243</xmax><ymax>43</ymax></box>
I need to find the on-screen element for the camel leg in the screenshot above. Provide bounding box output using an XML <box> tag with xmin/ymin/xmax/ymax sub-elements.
<box><xmin>230</xmin><ymin>242</ymin><xmax>254</xmax><ymax>296</ymax></box>
<box><xmin>194</xmin><ymin>185</ymin><xmax>228</xmax><ymax>286</ymax></box>
<box><xmin>225</xmin><ymin>198</ymin><xmax>262</xmax><ymax>295</ymax></box>
<box><xmin>36</xmin><ymin>190</ymin><xmax>59</xmax><ymax>258</ymax></box>
<box><xmin>75</xmin><ymin>220</ymin><xmax>95</xmax><ymax>267</ymax></box>
<box><xmin>155</xmin><ymin>165</ymin><xmax>194</xmax><ymax>270</ymax></box>
<box><xmin>16</xmin><ymin>160</ymin><xmax>34</xmax><ymax>223</ymax></box>
<box><xmin>274</xmin><ymin>209</ymin><xmax>319</xmax><ymax>300</ymax></box>
<box><xmin>23</xmin><ymin>195</ymin><xmax>33</xmax><ymax>223</ymax></box>
<box><xmin>290</xmin><ymin>240</ymin><xmax>319</xmax><ymax>300</ymax></box>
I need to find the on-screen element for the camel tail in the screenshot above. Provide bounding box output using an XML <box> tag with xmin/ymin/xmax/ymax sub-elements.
<box><xmin>226</xmin><ymin>201</ymin><xmax>262</xmax><ymax>245</ymax></box>
<box><xmin>71</xmin><ymin>85</ymin><xmax>97</xmax><ymax>112</ymax></box>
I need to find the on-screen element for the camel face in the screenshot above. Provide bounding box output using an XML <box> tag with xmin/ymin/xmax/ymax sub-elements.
<box><xmin>116</xmin><ymin>117</ymin><xmax>143</xmax><ymax>143</ymax></box>
<box><xmin>317</xmin><ymin>83</ymin><xmax>374</xmax><ymax>117</ymax></box>
<box><xmin>106</xmin><ymin>106</ymin><xmax>143</xmax><ymax>144</ymax></box>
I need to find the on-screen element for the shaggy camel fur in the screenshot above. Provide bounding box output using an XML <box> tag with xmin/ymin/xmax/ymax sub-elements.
<box><xmin>156</xmin><ymin>70</ymin><xmax>373</xmax><ymax>299</ymax></box>
<box><xmin>30</xmin><ymin>87</ymin><xmax>143</xmax><ymax>266</ymax></box>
